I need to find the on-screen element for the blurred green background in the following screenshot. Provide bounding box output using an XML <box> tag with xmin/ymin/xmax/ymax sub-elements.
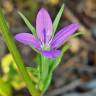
<box><xmin>0</xmin><ymin>0</ymin><xmax>96</xmax><ymax>96</ymax></box>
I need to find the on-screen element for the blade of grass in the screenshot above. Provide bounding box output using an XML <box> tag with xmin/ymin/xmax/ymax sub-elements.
<box><xmin>53</xmin><ymin>4</ymin><xmax>64</xmax><ymax>36</ymax></box>
<box><xmin>18</xmin><ymin>11</ymin><xmax>36</xmax><ymax>36</ymax></box>
<box><xmin>0</xmin><ymin>9</ymin><xmax>41</xmax><ymax>96</ymax></box>
<box><xmin>70</xmin><ymin>31</ymin><xmax>84</xmax><ymax>39</ymax></box>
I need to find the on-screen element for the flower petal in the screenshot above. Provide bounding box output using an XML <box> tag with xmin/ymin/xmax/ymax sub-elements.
<box><xmin>41</xmin><ymin>50</ymin><xmax>60</xmax><ymax>58</ymax></box>
<box><xmin>36</xmin><ymin>8</ymin><xmax>53</xmax><ymax>43</ymax></box>
<box><xmin>15</xmin><ymin>33</ymin><xmax>41</xmax><ymax>50</ymax></box>
<box><xmin>51</xmin><ymin>23</ymin><xmax>80</xmax><ymax>48</ymax></box>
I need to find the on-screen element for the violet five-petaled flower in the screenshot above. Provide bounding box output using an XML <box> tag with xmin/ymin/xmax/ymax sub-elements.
<box><xmin>15</xmin><ymin>8</ymin><xmax>80</xmax><ymax>58</ymax></box>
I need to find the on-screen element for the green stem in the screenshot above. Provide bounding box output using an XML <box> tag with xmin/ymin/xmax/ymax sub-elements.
<box><xmin>0</xmin><ymin>9</ymin><xmax>41</xmax><ymax>96</ymax></box>
<box><xmin>39</xmin><ymin>56</ymin><xmax>49</xmax><ymax>92</ymax></box>
<box><xmin>41</xmin><ymin>56</ymin><xmax>47</xmax><ymax>81</ymax></box>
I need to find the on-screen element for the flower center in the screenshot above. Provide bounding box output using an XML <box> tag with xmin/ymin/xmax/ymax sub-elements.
<box><xmin>41</xmin><ymin>43</ymin><xmax>50</xmax><ymax>51</ymax></box>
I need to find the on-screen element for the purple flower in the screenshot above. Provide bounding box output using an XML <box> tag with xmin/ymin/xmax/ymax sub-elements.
<box><xmin>15</xmin><ymin>8</ymin><xmax>80</xmax><ymax>58</ymax></box>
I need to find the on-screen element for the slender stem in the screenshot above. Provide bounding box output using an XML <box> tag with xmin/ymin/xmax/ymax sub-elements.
<box><xmin>41</xmin><ymin>56</ymin><xmax>47</xmax><ymax>81</ymax></box>
<box><xmin>39</xmin><ymin>56</ymin><xmax>49</xmax><ymax>92</ymax></box>
<box><xmin>0</xmin><ymin>9</ymin><xmax>41</xmax><ymax>96</ymax></box>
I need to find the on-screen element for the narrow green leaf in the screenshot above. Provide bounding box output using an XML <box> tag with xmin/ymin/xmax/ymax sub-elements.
<box><xmin>53</xmin><ymin>4</ymin><xmax>64</xmax><ymax>36</ymax></box>
<box><xmin>18</xmin><ymin>11</ymin><xmax>36</xmax><ymax>36</ymax></box>
<box><xmin>0</xmin><ymin>9</ymin><xmax>41</xmax><ymax>96</ymax></box>
<box><xmin>70</xmin><ymin>31</ymin><xmax>84</xmax><ymax>39</ymax></box>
